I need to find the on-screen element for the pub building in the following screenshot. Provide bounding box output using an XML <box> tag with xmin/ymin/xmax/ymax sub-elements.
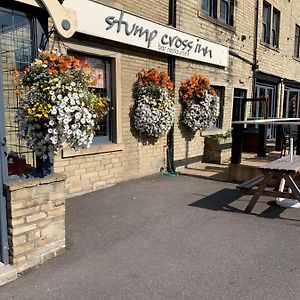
<box><xmin>1</xmin><ymin>0</ymin><xmax>300</xmax><ymax>279</ymax></box>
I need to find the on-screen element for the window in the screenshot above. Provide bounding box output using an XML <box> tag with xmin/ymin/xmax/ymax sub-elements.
<box><xmin>62</xmin><ymin>43</ymin><xmax>122</xmax><ymax>157</ymax></box>
<box><xmin>201</xmin><ymin>0</ymin><xmax>216</xmax><ymax>18</ymax></box>
<box><xmin>272</xmin><ymin>8</ymin><xmax>280</xmax><ymax>47</ymax></box>
<box><xmin>0</xmin><ymin>5</ymin><xmax>47</xmax><ymax>178</ymax></box>
<box><xmin>201</xmin><ymin>0</ymin><xmax>234</xmax><ymax>26</ymax></box>
<box><xmin>283</xmin><ymin>90</ymin><xmax>300</xmax><ymax>118</ymax></box>
<box><xmin>209</xmin><ymin>86</ymin><xmax>224</xmax><ymax>130</ymax></box>
<box><xmin>232</xmin><ymin>88</ymin><xmax>247</xmax><ymax>121</ymax></box>
<box><xmin>262</xmin><ymin>2</ymin><xmax>271</xmax><ymax>44</ymax></box>
<box><xmin>262</xmin><ymin>2</ymin><xmax>280</xmax><ymax>48</ymax></box>
<box><xmin>70</xmin><ymin>53</ymin><xmax>113</xmax><ymax>144</ymax></box>
<box><xmin>294</xmin><ymin>24</ymin><xmax>300</xmax><ymax>58</ymax></box>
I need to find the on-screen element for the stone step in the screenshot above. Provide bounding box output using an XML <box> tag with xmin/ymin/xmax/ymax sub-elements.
<box><xmin>0</xmin><ymin>263</ymin><xmax>18</xmax><ymax>286</ymax></box>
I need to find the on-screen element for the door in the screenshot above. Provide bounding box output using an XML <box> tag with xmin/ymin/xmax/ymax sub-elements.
<box><xmin>255</xmin><ymin>84</ymin><xmax>277</xmax><ymax>138</ymax></box>
<box><xmin>232</xmin><ymin>88</ymin><xmax>247</xmax><ymax>121</ymax></box>
<box><xmin>283</xmin><ymin>89</ymin><xmax>300</xmax><ymax>118</ymax></box>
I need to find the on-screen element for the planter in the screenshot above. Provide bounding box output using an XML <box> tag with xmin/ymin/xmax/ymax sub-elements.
<box><xmin>36</xmin><ymin>156</ymin><xmax>53</xmax><ymax>177</ymax></box>
<box><xmin>203</xmin><ymin>136</ymin><xmax>232</xmax><ymax>164</ymax></box>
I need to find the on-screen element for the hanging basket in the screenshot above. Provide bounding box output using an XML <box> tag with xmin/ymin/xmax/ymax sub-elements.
<box><xmin>15</xmin><ymin>49</ymin><xmax>109</xmax><ymax>177</ymax></box>
<box><xmin>179</xmin><ymin>74</ymin><xmax>219</xmax><ymax>132</ymax></box>
<box><xmin>132</xmin><ymin>69</ymin><xmax>175</xmax><ymax>138</ymax></box>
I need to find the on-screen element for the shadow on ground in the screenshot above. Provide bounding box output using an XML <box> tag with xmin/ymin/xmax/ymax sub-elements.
<box><xmin>189</xmin><ymin>188</ymin><xmax>300</xmax><ymax>221</ymax></box>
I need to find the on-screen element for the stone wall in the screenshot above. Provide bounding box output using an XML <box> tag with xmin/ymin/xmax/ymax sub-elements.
<box><xmin>4</xmin><ymin>174</ymin><xmax>66</xmax><ymax>273</ymax></box>
<box><xmin>203</xmin><ymin>137</ymin><xmax>232</xmax><ymax>164</ymax></box>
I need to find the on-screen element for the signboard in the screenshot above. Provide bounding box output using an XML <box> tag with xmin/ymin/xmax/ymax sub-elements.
<box><xmin>63</xmin><ymin>0</ymin><xmax>229</xmax><ymax>67</ymax></box>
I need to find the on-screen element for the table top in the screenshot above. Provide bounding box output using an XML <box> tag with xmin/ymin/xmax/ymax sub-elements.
<box><xmin>259</xmin><ymin>155</ymin><xmax>300</xmax><ymax>173</ymax></box>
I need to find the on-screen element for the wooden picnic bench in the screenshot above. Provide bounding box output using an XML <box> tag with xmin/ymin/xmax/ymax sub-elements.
<box><xmin>237</xmin><ymin>155</ymin><xmax>300</xmax><ymax>213</ymax></box>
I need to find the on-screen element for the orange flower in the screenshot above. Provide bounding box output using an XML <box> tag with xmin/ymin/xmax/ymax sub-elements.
<box><xmin>85</xmin><ymin>65</ymin><xmax>92</xmax><ymax>74</ymax></box>
<box><xmin>48</xmin><ymin>68</ymin><xmax>58</xmax><ymax>75</ymax></box>
<box><xmin>73</xmin><ymin>59</ymin><xmax>81</xmax><ymax>68</ymax></box>
<box><xmin>179</xmin><ymin>74</ymin><xmax>213</xmax><ymax>103</ymax></box>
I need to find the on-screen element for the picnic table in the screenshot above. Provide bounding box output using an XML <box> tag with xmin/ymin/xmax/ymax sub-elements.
<box><xmin>237</xmin><ymin>155</ymin><xmax>300</xmax><ymax>213</ymax></box>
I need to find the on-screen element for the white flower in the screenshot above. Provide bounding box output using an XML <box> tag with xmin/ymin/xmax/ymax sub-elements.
<box><xmin>15</xmin><ymin>49</ymin><xmax>105</xmax><ymax>162</ymax></box>
<box><xmin>51</xmin><ymin>107</ymin><xmax>57</xmax><ymax>115</ymax></box>
<box><xmin>134</xmin><ymin>87</ymin><xmax>175</xmax><ymax>137</ymax></box>
<box><xmin>75</xmin><ymin>112</ymin><xmax>82</xmax><ymax>119</ymax></box>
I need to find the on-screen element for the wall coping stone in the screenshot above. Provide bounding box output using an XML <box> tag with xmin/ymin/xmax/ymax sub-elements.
<box><xmin>4</xmin><ymin>173</ymin><xmax>66</xmax><ymax>192</ymax></box>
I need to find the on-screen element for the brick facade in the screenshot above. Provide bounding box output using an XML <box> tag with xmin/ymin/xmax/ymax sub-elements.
<box><xmin>1</xmin><ymin>0</ymin><xmax>300</xmax><ymax>277</ymax></box>
<box><xmin>48</xmin><ymin>0</ymin><xmax>300</xmax><ymax>197</ymax></box>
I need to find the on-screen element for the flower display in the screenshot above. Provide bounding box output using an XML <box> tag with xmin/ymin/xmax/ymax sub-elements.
<box><xmin>179</xmin><ymin>74</ymin><xmax>219</xmax><ymax>131</ymax></box>
<box><xmin>16</xmin><ymin>49</ymin><xmax>108</xmax><ymax>161</ymax></box>
<box><xmin>133</xmin><ymin>69</ymin><xmax>175</xmax><ymax>137</ymax></box>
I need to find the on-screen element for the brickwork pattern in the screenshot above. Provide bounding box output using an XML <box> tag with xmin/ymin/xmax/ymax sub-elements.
<box><xmin>4</xmin><ymin>174</ymin><xmax>66</xmax><ymax>273</ymax></box>
<box><xmin>55</xmin><ymin>52</ymin><xmax>169</xmax><ymax>197</ymax></box>
<box><xmin>52</xmin><ymin>0</ymin><xmax>300</xmax><ymax>197</ymax></box>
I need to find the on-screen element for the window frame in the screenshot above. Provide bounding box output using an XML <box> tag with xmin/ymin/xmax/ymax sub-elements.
<box><xmin>262</xmin><ymin>1</ymin><xmax>280</xmax><ymax>48</ymax></box>
<box><xmin>207</xmin><ymin>85</ymin><xmax>225</xmax><ymax>131</ymax></box>
<box><xmin>200</xmin><ymin>0</ymin><xmax>234</xmax><ymax>26</ymax></box>
<box><xmin>271</xmin><ymin>8</ymin><xmax>280</xmax><ymax>47</ymax></box>
<box><xmin>262</xmin><ymin>2</ymin><xmax>271</xmax><ymax>44</ymax></box>
<box><xmin>61</xmin><ymin>42</ymin><xmax>123</xmax><ymax>158</ymax></box>
<box><xmin>0</xmin><ymin>4</ymin><xmax>48</xmax><ymax>179</ymax></box>
<box><xmin>294</xmin><ymin>24</ymin><xmax>300</xmax><ymax>58</ymax></box>
<box><xmin>68</xmin><ymin>52</ymin><xmax>114</xmax><ymax>144</ymax></box>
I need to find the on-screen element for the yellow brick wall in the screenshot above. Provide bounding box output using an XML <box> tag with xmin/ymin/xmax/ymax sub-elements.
<box><xmin>255</xmin><ymin>0</ymin><xmax>300</xmax><ymax>81</ymax></box>
<box><xmin>53</xmin><ymin>0</ymin><xmax>300</xmax><ymax>197</ymax></box>
<box><xmin>54</xmin><ymin>50</ymin><xmax>169</xmax><ymax>196</ymax></box>
<box><xmin>4</xmin><ymin>175</ymin><xmax>66</xmax><ymax>272</ymax></box>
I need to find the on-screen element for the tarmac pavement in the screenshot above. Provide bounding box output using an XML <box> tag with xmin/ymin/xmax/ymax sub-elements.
<box><xmin>1</xmin><ymin>174</ymin><xmax>300</xmax><ymax>299</ymax></box>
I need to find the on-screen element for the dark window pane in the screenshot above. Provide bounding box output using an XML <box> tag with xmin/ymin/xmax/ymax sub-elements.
<box><xmin>272</xmin><ymin>9</ymin><xmax>280</xmax><ymax>47</ymax></box>
<box><xmin>0</xmin><ymin>8</ymin><xmax>36</xmax><ymax>178</ymax></box>
<box><xmin>208</xmin><ymin>86</ymin><xmax>224</xmax><ymax>130</ymax></box>
<box><xmin>220</xmin><ymin>0</ymin><xmax>229</xmax><ymax>24</ymax></box>
<box><xmin>232</xmin><ymin>88</ymin><xmax>247</xmax><ymax>121</ymax></box>
<box><xmin>262</xmin><ymin>2</ymin><xmax>271</xmax><ymax>43</ymax></box>
<box><xmin>201</xmin><ymin>0</ymin><xmax>210</xmax><ymax>15</ymax></box>
<box><xmin>70</xmin><ymin>53</ymin><xmax>113</xmax><ymax>144</ymax></box>
<box><xmin>201</xmin><ymin>0</ymin><xmax>217</xmax><ymax>18</ymax></box>
<box><xmin>295</xmin><ymin>25</ymin><xmax>300</xmax><ymax>58</ymax></box>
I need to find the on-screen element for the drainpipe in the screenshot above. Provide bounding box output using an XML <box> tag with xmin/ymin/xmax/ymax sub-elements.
<box><xmin>252</xmin><ymin>0</ymin><xmax>259</xmax><ymax>97</ymax></box>
<box><xmin>166</xmin><ymin>0</ymin><xmax>176</xmax><ymax>175</ymax></box>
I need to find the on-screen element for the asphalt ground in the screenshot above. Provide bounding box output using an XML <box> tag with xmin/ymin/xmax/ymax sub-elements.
<box><xmin>1</xmin><ymin>174</ymin><xmax>300</xmax><ymax>299</ymax></box>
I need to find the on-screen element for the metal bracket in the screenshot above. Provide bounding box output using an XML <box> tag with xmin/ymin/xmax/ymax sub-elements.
<box><xmin>14</xmin><ymin>0</ymin><xmax>77</xmax><ymax>38</ymax></box>
<box><xmin>39</xmin><ymin>0</ymin><xmax>77</xmax><ymax>38</ymax></box>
